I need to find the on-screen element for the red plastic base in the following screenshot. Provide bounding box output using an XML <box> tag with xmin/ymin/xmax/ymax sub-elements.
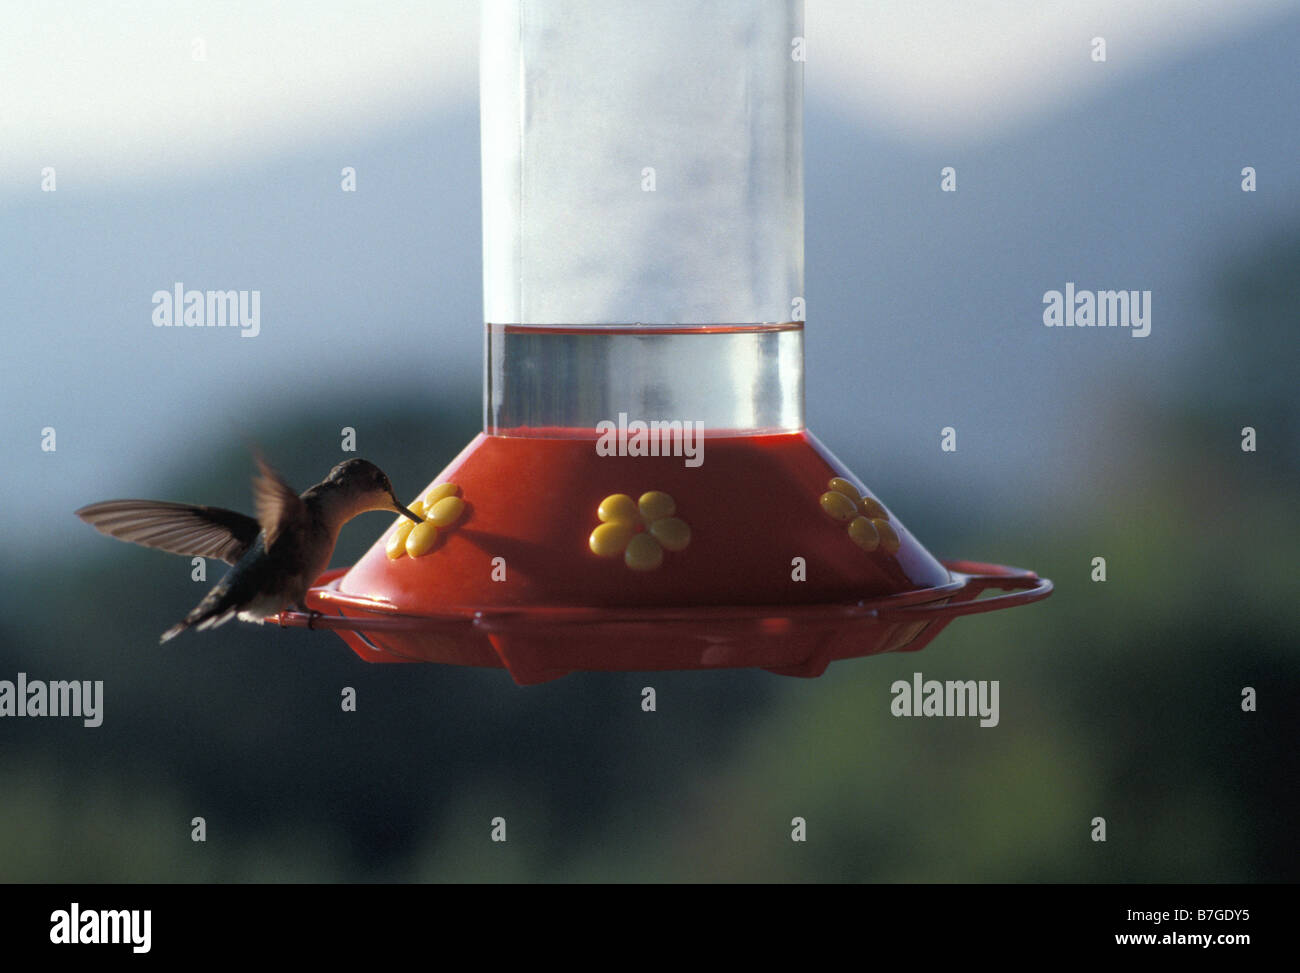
<box><xmin>274</xmin><ymin>430</ymin><xmax>1052</xmax><ymax>684</ymax></box>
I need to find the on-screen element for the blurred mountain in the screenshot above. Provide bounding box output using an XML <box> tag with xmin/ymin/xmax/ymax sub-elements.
<box><xmin>2</xmin><ymin>11</ymin><xmax>1298</xmax><ymax>551</ymax></box>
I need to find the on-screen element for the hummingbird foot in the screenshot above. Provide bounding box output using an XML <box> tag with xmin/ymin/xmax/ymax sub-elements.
<box><xmin>273</xmin><ymin>602</ymin><xmax>318</xmax><ymax>628</ymax></box>
<box><xmin>287</xmin><ymin>601</ymin><xmax>322</xmax><ymax>630</ymax></box>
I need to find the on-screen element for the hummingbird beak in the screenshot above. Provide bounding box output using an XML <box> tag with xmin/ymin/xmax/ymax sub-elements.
<box><xmin>392</xmin><ymin>496</ymin><xmax>423</xmax><ymax>524</ymax></box>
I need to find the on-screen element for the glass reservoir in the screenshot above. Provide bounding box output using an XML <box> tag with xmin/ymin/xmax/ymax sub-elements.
<box><xmin>481</xmin><ymin>0</ymin><xmax>805</xmax><ymax>435</ymax></box>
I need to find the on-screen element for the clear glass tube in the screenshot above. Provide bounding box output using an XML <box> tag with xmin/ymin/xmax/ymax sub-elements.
<box><xmin>480</xmin><ymin>0</ymin><xmax>804</xmax><ymax>435</ymax></box>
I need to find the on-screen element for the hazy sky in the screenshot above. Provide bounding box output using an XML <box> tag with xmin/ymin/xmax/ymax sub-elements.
<box><xmin>3</xmin><ymin>0</ymin><xmax>1294</xmax><ymax>190</ymax></box>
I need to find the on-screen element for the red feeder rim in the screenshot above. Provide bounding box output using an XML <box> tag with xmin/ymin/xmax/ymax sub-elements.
<box><xmin>275</xmin><ymin>560</ymin><xmax>1051</xmax><ymax>685</ymax></box>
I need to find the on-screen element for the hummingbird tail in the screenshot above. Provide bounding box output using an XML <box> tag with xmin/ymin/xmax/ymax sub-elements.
<box><xmin>160</xmin><ymin>604</ymin><xmax>238</xmax><ymax>643</ymax></box>
<box><xmin>159</xmin><ymin>621</ymin><xmax>189</xmax><ymax>643</ymax></box>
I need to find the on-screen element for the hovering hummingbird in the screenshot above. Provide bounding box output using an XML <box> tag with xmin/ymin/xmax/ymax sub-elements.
<box><xmin>75</xmin><ymin>457</ymin><xmax>423</xmax><ymax>643</ymax></box>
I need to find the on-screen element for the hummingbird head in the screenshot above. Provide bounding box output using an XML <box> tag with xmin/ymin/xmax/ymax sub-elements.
<box><xmin>323</xmin><ymin>459</ymin><xmax>423</xmax><ymax>524</ymax></box>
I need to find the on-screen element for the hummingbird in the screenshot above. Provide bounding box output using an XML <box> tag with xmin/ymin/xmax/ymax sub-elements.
<box><xmin>75</xmin><ymin>456</ymin><xmax>423</xmax><ymax>643</ymax></box>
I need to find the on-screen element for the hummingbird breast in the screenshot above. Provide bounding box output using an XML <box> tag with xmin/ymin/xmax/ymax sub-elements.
<box><xmin>225</xmin><ymin>517</ymin><xmax>337</xmax><ymax>620</ymax></box>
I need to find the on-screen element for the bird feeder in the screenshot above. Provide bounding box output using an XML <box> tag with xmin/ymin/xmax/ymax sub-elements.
<box><xmin>277</xmin><ymin>0</ymin><xmax>1051</xmax><ymax>683</ymax></box>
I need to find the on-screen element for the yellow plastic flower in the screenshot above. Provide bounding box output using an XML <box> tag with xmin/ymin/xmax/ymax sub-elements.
<box><xmin>589</xmin><ymin>491</ymin><xmax>691</xmax><ymax>571</ymax></box>
<box><xmin>386</xmin><ymin>483</ymin><xmax>465</xmax><ymax>559</ymax></box>
<box><xmin>818</xmin><ymin>477</ymin><xmax>900</xmax><ymax>554</ymax></box>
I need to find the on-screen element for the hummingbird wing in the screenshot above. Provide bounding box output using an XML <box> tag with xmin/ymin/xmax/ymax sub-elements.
<box><xmin>75</xmin><ymin>500</ymin><xmax>261</xmax><ymax>565</ymax></box>
<box><xmin>252</xmin><ymin>454</ymin><xmax>308</xmax><ymax>550</ymax></box>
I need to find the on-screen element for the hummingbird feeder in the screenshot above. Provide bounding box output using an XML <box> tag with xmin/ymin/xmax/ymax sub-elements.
<box><xmin>277</xmin><ymin>0</ymin><xmax>1051</xmax><ymax>683</ymax></box>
